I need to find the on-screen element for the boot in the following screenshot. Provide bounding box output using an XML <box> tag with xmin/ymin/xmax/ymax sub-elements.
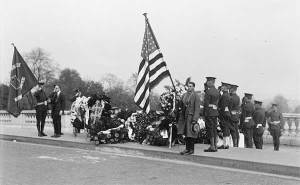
<box><xmin>180</xmin><ymin>138</ymin><xmax>190</xmax><ymax>155</ymax></box>
<box><xmin>41</xmin><ymin>121</ymin><xmax>47</xmax><ymax>136</ymax></box>
<box><xmin>186</xmin><ymin>138</ymin><xmax>194</xmax><ymax>155</ymax></box>
<box><xmin>233</xmin><ymin>138</ymin><xmax>238</xmax><ymax>147</ymax></box>
<box><xmin>204</xmin><ymin>137</ymin><xmax>217</xmax><ymax>152</ymax></box>
<box><xmin>37</xmin><ymin>124</ymin><xmax>42</xmax><ymax>137</ymax></box>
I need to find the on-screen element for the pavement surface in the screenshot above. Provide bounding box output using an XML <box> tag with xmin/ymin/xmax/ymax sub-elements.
<box><xmin>1</xmin><ymin>140</ymin><xmax>300</xmax><ymax>185</ymax></box>
<box><xmin>0</xmin><ymin>125</ymin><xmax>300</xmax><ymax>178</ymax></box>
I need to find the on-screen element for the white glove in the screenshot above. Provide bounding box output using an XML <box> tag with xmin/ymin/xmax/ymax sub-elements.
<box><xmin>257</xmin><ymin>124</ymin><xmax>262</xmax><ymax>128</ymax></box>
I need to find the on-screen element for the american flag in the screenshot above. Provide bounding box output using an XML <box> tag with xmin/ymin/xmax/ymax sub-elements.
<box><xmin>134</xmin><ymin>15</ymin><xmax>170</xmax><ymax>113</ymax></box>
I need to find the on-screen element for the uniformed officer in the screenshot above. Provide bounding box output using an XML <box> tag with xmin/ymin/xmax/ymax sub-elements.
<box><xmin>240</xmin><ymin>93</ymin><xmax>255</xmax><ymax>148</ymax></box>
<box><xmin>33</xmin><ymin>81</ymin><xmax>48</xmax><ymax>137</ymax></box>
<box><xmin>253</xmin><ymin>100</ymin><xmax>266</xmax><ymax>149</ymax></box>
<box><xmin>217</xmin><ymin>82</ymin><xmax>231</xmax><ymax>149</ymax></box>
<box><xmin>228</xmin><ymin>84</ymin><xmax>240</xmax><ymax>147</ymax></box>
<box><xmin>204</xmin><ymin>77</ymin><xmax>220</xmax><ymax>152</ymax></box>
<box><xmin>266</xmin><ymin>103</ymin><xmax>283</xmax><ymax>151</ymax></box>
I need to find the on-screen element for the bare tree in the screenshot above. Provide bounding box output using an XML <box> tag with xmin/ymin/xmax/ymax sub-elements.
<box><xmin>125</xmin><ymin>73</ymin><xmax>138</xmax><ymax>93</ymax></box>
<box><xmin>24</xmin><ymin>48</ymin><xmax>58</xmax><ymax>83</ymax></box>
<box><xmin>101</xmin><ymin>73</ymin><xmax>123</xmax><ymax>91</ymax></box>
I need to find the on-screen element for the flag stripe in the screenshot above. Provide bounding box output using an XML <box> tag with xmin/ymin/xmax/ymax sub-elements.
<box><xmin>149</xmin><ymin>61</ymin><xmax>167</xmax><ymax>77</ymax></box>
<box><xmin>148</xmin><ymin>53</ymin><xmax>163</xmax><ymax>65</ymax></box>
<box><xmin>150</xmin><ymin>70</ymin><xmax>170</xmax><ymax>89</ymax></box>
<box><xmin>135</xmin><ymin>62</ymin><xmax>149</xmax><ymax>95</ymax></box>
<box><xmin>135</xmin><ymin>81</ymin><xmax>150</xmax><ymax>106</ymax></box>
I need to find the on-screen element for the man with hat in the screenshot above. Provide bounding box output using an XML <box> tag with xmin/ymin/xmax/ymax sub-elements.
<box><xmin>203</xmin><ymin>77</ymin><xmax>220</xmax><ymax>152</ymax></box>
<box><xmin>266</xmin><ymin>103</ymin><xmax>283</xmax><ymax>151</ymax></box>
<box><xmin>228</xmin><ymin>84</ymin><xmax>241</xmax><ymax>147</ymax></box>
<box><xmin>240</xmin><ymin>93</ymin><xmax>255</xmax><ymax>148</ymax></box>
<box><xmin>217</xmin><ymin>82</ymin><xmax>231</xmax><ymax>149</ymax></box>
<box><xmin>33</xmin><ymin>80</ymin><xmax>48</xmax><ymax>137</ymax></box>
<box><xmin>178</xmin><ymin>81</ymin><xmax>201</xmax><ymax>155</ymax></box>
<box><xmin>253</xmin><ymin>100</ymin><xmax>266</xmax><ymax>149</ymax></box>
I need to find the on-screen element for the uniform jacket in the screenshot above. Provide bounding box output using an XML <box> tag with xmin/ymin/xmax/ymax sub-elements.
<box><xmin>241</xmin><ymin>102</ymin><xmax>255</xmax><ymax>128</ymax></box>
<box><xmin>229</xmin><ymin>93</ymin><xmax>240</xmax><ymax>122</ymax></box>
<box><xmin>204</xmin><ymin>86</ymin><xmax>219</xmax><ymax>117</ymax></box>
<box><xmin>218</xmin><ymin>91</ymin><xmax>231</xmax><ymax>119</ymax></box>
<box><xmin>34</xmin><ymin>89</ymin><xmax>48</xmax><ymax>111</ymax></box>
<box><xmin>177</xmin><ymin>91</ymin><xmax>201</xmax><ymax>138</ymax></box>
<box><xmin>253</xmin><ymin>107</ymin><xmax>266</xmax><ymax>127</ymax></box>
<box><xmin>266</xmin><ymin>110</ymin><xmax>283</xmax><ymax>130</ymax></box>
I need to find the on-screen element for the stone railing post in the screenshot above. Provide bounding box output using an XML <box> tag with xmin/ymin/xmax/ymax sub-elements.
<box><xmin>290</xmin><ymin>119</ymin><xmax>297</xmax><ymax>136</ymax></box>
<box><xmin>283</xmin><ymin>118</ymin><xmax>290</xmax><ymax>136</ymax></box>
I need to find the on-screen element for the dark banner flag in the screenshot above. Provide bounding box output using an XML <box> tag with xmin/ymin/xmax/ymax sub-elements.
<box><xmin>7</xmin><ymin>45</ymin><xmax>38</xmax><ymax>117</ymax></box>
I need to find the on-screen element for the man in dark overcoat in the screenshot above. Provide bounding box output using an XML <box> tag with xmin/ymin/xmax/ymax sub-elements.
<box><xmin>49</xmin><ymin>84</ymin><xmax>66</xmax><ymax>138</ymax></box>
<box><xmin>178</xmin><ymin>82</ymin><xmax>201</xmax><ymax>155</ymax></box>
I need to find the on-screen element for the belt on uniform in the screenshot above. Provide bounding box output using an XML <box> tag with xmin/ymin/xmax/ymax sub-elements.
<box><xmin>224</xmin><ymin>107</ymin><xmax>229</xmax><ymax>112</ymax></box>
<box><xmin>270</xmin><ymin>121</ymin><xmax>280</xmax><ymax>125</ymax></box>
<box><xmin>245</xmin><ymin>116</ymin><xmax>252</xmax><ymax>122</ymax></box>
<box><xmin>209</xmin><ymin>104</ymin><xmax>217</xmax><ymax>110</ymax></box>
<box><xmin>231</xmin><ymin>110</ymin><xmax>238</xmax><ymax>115</ymax></box>
<box><xmin>36</xmin><ymin>101</ymin><xmax>46</xmax><ymax>106</ymax></box>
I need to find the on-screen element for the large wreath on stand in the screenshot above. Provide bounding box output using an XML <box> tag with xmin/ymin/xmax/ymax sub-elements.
<box><xmin>70</xmin><ymin>96</ymin><xmax>90</xmax><ymax>136</ymax></box>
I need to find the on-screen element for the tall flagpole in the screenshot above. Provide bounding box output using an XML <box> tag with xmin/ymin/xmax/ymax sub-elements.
<box><xmin>143</xmin><ymin>13</ymin><xmax>176</xmax><ymax>148</ymax></box>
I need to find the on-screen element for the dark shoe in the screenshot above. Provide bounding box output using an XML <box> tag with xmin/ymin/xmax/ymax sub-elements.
<box><xmin>38</xmin><ymin>133</ymin><xmax>42</xmax><ymax>137</ymax></box>
<box><xmin>59</xmin><ymin>133</ymin><xmax>64</xmax><ymax>135</ymax></box>
<box><xmin>185</xmin><ymin>150</ymin><xmax>194</xmax><ymax>155</ymax></box>
<box><xmin>41</xmin><ymin>132</ymin><xmax>47</xmax><ymax>136</ymax></box>
<box><xmin>204</xmin><ymin>147</ymin><xmax>217</xmax><ymax>152</ymax></box>
<box><xmin>51</xmin><ymin>134</ymin><xmax>60</xmax><ymax>138</ymax></box>
<box><xmin>217</xmin><ymin>145</ymin><xmax>225</xmax><ymax>149</ymax></box>
<box><xmin>224</xmin><ymin>145</ymin><xmax>229</xmax><ymax>149</ymax></box>
<box><xmin>180</xmin><ymin>149</ymin><xmax>189</xmax><ymax>155</ymax></box>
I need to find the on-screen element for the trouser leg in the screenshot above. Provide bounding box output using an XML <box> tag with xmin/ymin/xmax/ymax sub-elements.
<box><xmin>185</xmin><ymin>137</ymin><xmax>190</xmax><ymax>151</ymax></box>
<box><xmin>272</xmin><ymin>128</ymin><xmax>280</xmax><ymax>151</ymax></box>
<box><xmin>249</xmin><ymin>128</ymin><xmax>253</xmax><ymax>148</ymax></box>
<box><xmin>57</xmin><ymin>115</ymin><xmax>62</xmax><ymax>134</ymax></box>
<box><xmin>52</xmin><ymin>115</ymin><xmax>58</xmax><ymax>134</ymax></box>
<box><xmin>36</xmin><ymin>114</ymin><xmax>41</xmax><ymax>135</ymax></box>
<box><xmin>253</xmin><ymin>129</ymin><xmax>263</xmax><ymax>149</ymax></box>
<box><xmin>40</xmin><ymin>111</ymin><xmax>47</xmax><ymax>134</ymax></box>
<box><xmin>189</xmin><ymin>137</ymin><xmax>194</xmax><ymax>151</ymax></box>
<box><xmin>234</xmin><ymin>121</ymin><xmax>239</xmax><ymax>147</ymax></box>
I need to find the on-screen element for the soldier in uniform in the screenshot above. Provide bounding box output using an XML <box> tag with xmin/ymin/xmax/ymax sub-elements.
<box><xmin>217</xmin><ymin>82</ymin><xmax>231</xmax><ymax>149</ymax></box>
<box><xmin>33</xmin><ymin>81</ymin><xmax>48</xmax><ymax>137</ymax></box>
<box><xmin>253</xmin><ymin>100</ymin><xmax>266</xmax><ymax>149</ymax></box>
<box><xmin>228</xmin><ymin>84</ymin><xmax>240</xmax><ymax>147</ymax></box>
<box><xmin>266</xmin><ymin>103</ymin><xmax>283</xmax><ymax>151</ymax></box>
<box><xmin>178</xmin><ymin>82</ymin><xmax>201</xmax><ymax>155</ymax></box>
<box><xmin>240</xmin><ymin>93</ymin><xmax>255</xmax><ymax>148</ymax></box>
<box><xmin>203</xmin><ymin>77</ymin><xmax>220</xmax><ymax>152</ymax></box>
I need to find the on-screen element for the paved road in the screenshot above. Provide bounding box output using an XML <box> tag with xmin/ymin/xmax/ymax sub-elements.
<box><xmin>0</xmin><ymin>140</ymin><xmax>299</xmax><ymax>185</ymax></box>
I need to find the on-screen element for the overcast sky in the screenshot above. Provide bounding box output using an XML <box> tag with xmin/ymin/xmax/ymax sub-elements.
<box><xmin>1</xmin><ymin>0</ymin><xmax>299</xmax><ymax>102</ymax></box>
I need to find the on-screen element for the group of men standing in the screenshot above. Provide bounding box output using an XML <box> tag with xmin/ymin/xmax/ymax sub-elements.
<box><xmin>178</xmin><ymin>77</ymin><xmax>283</xmax><ymax>155</ymax></box>
<box><xmin>33</xmin><ymin>81</ymin><xmax>66</xmax><ymax>138</ymax></box>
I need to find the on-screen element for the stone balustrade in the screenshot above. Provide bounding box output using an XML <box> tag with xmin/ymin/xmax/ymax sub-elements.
<box><xmin>0</xmin><ymin>110</ymin><xmax>72</xmax><ymax>131</ymax></box>
<box><xmin>0</xmin><ymin>110</ymin><xmax>299</xmax><ymax>146</ymax></box>
<box><xmin>263</xmin><ymin>113</ymin><xmax>300</xmax><ymax>136</ymax></box>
